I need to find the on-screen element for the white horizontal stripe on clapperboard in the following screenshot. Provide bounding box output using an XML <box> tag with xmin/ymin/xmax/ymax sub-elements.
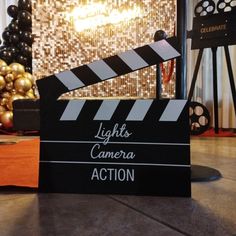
<box><xmin>55</xmin><ymin>70</ymin><xmax>85</xmax><ymax>90</ymax></box>
<box><xmin>39</xmin><ymin>160</ymin><xmax>190</xmax><ymax>168</ymax></box>
<box><xmin>94</xmin><ymin>100</ymin><xmax>120</xmax><ymax>120</ymax></box>
<box><xmin>118</xmin><ymin>49</ymin><xmax>148</xmax><ymax>70</ymax></box>
<box><xmin>149</xmin><ymin>40</ymin><xmax>180</xmax><ymax>61</ymax></box>
<box><xmin>40</xmin><ymin>140</ymin><xmax>189</xmax><ymax>146</ymax></box>
<box><xmin>54</xmin><ymin>39</ymin><xmax>180</xmax><ymax>92</ymax></box>
<box><xmin>126</xmin><ymin>100</ymin><xmax>153</xmax><ymax>121</ymax></box>
<box><xmin>87</xmin><ymin>60</ymin><xmax>117</xmax><ymax>80</ymax></box>
<box><xmin>60</xmin><ymin>100</ymin><xmax>86</xmax><ymax>121</ymax></box>
<box><xmin>60</xmin><ymin>99</ymin><xmax>187</xmax><ymax>121</ymax></box>
<box><xmin>159</xmin><ymin>100</ymin><xmax>187</xmax><ymax>122</ymax></box>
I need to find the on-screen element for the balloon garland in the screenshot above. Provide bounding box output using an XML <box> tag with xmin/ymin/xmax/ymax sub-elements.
<box><xmin>0</xmin><ymin>0</ymin><xmax>36</xmax><ymax>130</ymax></box>
<box><xmin>0</xmin><ymin>0</ymin><xmax>32</xmax><ymax>73</ymax></box>
<box><xmin>0</xmin><ymin>59</ymin><xmax>37</xmax><ymax>129</ymax></box>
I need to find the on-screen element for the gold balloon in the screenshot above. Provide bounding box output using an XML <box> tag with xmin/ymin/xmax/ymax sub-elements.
<box><xmin>26</xmin><ymin>90</ymin><xmax>35</xmax><ymax>98</ymax></box>
<box><xmin>14</xmin><ymin>77</ymin><xmax>32</xmax><ymax>94</ymax></box>
<box><xmin>5</xmin><ymin>73</ymin><xmax>15</xmax><ymax>83</ymax></box>
<box><xmin>26</xmin><ymin>93</ymin><xmax>35</xmax><ymax>99</ymax></box>
<box><xmin>0</xmin><ymin>98</ymin><xmax>8</xmax><ymax>106</ymax></box>
<box><xmin>1</xmin><ymin>91</ymin><xmax>11</xmax><ymax>98</ymax></box>
<box><xmin>27</xmin><ymin>88</ymin><xmax>34</xmax><ymax>94</ymax></box>
<box><xmin>22</xmin><ymin>72</ymin><xmax>34</xmax><ymax>84</ymax></box>
<box><xmin>0</xmin><ymin>59</ymin><xmax>7</xmax><ymax>68</ymax></box>
<box><xmin>1</xmin><ymin>111</ymin><xmax>13</xmax><ymax>129</ymax></box>
<box><xmin>0</xmin><ymin>75</ymin><xmax>6</xmax><ymax>90</ymax></box>
<box><xmin>5</xmin><ymin>82</ymin><xmax>14</xmax><ymax>91</ymax></box>
<box><xmin>0</xmin><ymin>105</ymin><xmax>6</xmax><ymax>117</ymax></box>
<box><xmin>7</xmin><ymin>94</ymin><xmax>24</xmax><ymax>110</ymax></box>
<box><xmin>11</xmin><ymin>89</ymin><xmax>17</xmax><ymax>95</ymax></box>
<box><xmin>9</xmin><ymin>63</ymin><xmax>25</xmax><ymax>76</ymax></box>
<box><xmin>0</xmin><ymin>65</ymin><xmax>11</xmax><ymax>76</ymax></box>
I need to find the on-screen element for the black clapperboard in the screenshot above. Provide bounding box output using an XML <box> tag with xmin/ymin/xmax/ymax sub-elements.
<box><xmin>36</xmin><ymin>37</ymin><xmax>191</xmax><ymax>197</ymax></box>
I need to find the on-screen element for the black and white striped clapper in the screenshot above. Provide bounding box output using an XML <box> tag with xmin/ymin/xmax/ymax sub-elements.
<box><xmin>37</xmin><ymin>36</ymin><xmax>191</xmax><ymax>197</ymax></box>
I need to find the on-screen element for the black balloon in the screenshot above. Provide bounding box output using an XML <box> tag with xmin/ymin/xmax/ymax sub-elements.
<box><xmin>0</xmin><ymin>46</ymin><xmax>6</xmax><ymax>51</ymax></box>
<box><xmin>25</xmin><ymin>66</ymin><xmax>32</xmax><ymax>73</ymax></box>
<box><xmin>17</xmin><ymin>41</ymin><xmax>28</xmax><ymax>49</ymax></box>
<box><xmin>7</xmin><ymin>5</ymin><xmax>18</xmax><ymax>19</ymax></box>
<box><xmin>20</xmin><ymin>44</ymin><xmax>32</xmax><ymax>57</ymax></box>
<box><xmin>9</xmin><ymin>21</ymin><xmax>19</xmax><ymax>32</ymax></box>
<box><xmin>17</xmin><ymin>10</ymin><xmax>32</xmax><ymax>27</ymax></box>
<box><xmin>12</xmin><ymin>19</ymin><xmax>19</xmax><ymax>24</ymax></box>
<box><xmin>18</xmin><ymin>0</ymin><xmax>32</xmax><ymax>12</ymax></box>
<box><xmin>18</xmin><ymin>30</ymin><xmax>23</xmax><ymax>40</ymax></box>
<box><xmin>2</xmin><ymin>30</ymin><xmax>11</xmax><ymax>41</ymax></box>
<box><xmin>20</xmin><ymin>31</ymin><xmax>33</xmax><ymax>45</ymax></box>
<box><xmin>16</xmin><ymin>54</ymin><xmax>28</xmax><ymax>65</ymax></box>
<box><xmin>26</xmin><ymin>60</ymin><xmax>32</xmax><ymax>68</ymax></box>
<box><xmin>9</xmin><ymin>34</ymin><xmax>20</xmax><ymax>44</ymax></box>
<box><xmin>0</xmin><ymin>49</ymin><xmax>13</xmax><ymax>63</ymax></box>
<box><xmin>3</xmin><ymin>41</ymin><xmax>11</xmax><ymax>46</ymax></box>
<box><xmin>0</xmin><ymin>0</ymin><xmax>33</xmax><ymax>67</ymax></box>
<box><xmin>8</xmin><ymin>46</ymin><xmax>19</xmax><ymax>57</ymax></box>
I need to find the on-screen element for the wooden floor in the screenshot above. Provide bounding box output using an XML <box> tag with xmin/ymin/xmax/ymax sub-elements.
<box><xmin>0</xmin><ymin>135</ymin><xmax>236</xmax><ymax>236</ymax></box>
<box><xmin>191</xmin><ymin>136</ymin><xmax>236</xmax><ymax>179</ymax></box>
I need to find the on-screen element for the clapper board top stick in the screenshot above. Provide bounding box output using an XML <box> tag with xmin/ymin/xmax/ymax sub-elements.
<box><xmin>37</xmin><ymin>37</ymin><xmax>180</xmax><ymax>101</ymax></box>
<box><xmin>36</xmin><ymin>35</ymin><xmax>191</xmax><ymax>197</ymax></box>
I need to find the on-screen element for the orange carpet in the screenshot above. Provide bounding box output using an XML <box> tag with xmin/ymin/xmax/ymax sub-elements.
<box><xmin>0</xmin><ymin>138</ymin><xmax>39</xmax><ymax>188</ymax></box>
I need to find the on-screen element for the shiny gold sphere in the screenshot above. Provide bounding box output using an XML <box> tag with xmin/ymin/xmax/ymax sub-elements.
<box><xmin>14</xmin><ymin>77</ymin><xmax>32</xmax><ymax>94</ymax></box>
<box><xmin>0</xmin><ymin>59</ymin><xmax>7</xmax><ymax>68</ymax></box>
<box><xmin>5</xmin><ymin>73</ymin><xmax>15</xmax><ymax>83</ymax></box>
<box><xmin>0</xmin><ymin>65</ymin><xmax>11</xmax><ymax>76</ymax></box>
<box><xmin>1</xmin><ymin>111</ymin><xmax>13</xmax><ymax>129</ymax></box>
<box><xmin>5</xmin><ymin>82</ymin><xmax>14</xmax><ymax>91</ymax></box>
<box><xmin>9</xmin><ymin>63</ymin><xmax>25</xmax><ymax>76</ymax></box>
<box><xmin>0</xmin><ymin>98</ymin><xmax>8</xmax><ymax>106</ymax></box>
<box><xmin>25</xmin><ymin>89</ymin><xmax>36</xmax><ymax>98</ymax></box>
<box><xmin>11</xmin><ymin>89</ymin><xmax>17</xmax><ymax>95</ymax></box>
<box><xmin>7</xmin><ymin>94</ymin><xmax>24</xmax><ymax>110</ymax></box>
<box><xmin>1</xmin><ymin>91</ymin><xmax>11</xmax><ymax>98</ymax></box>
<box><xmin>22</xmin><ymin>72</ymin><xmax>34</xmax><ymax>84</ymax></box>
<box><xmin>0</xmin><ymin>105</ymin><xmax>6</xmax><ymax>117</ymax></box>
<box><xmin>0</xmin><ymin>75</ymin><xmax>6</xmax><ymax>90</ymax></box>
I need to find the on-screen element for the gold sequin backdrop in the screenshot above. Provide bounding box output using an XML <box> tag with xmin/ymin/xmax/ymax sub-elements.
<box><xmin>32</xmin><ymin>0</ymin><xmax>176</xmax><ymax>98</ymax></box>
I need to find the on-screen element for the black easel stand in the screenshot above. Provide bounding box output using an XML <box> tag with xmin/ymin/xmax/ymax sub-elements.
<box><xmin>188</xmin><ymin>46</ymin><xmax>236</xmax><ymax>134</ymax></box>
<box><xmin>179</xmin><ymin>0</ymin><xmax>236</xmax><ymax>182</ymax></box>
<box><xmin>187</xmin><ymin>45</ymin><xmax>236</xmax><ymax>181</ymax></box>
<box><xmin>191</xmin><ymin>164</ymin><xmax>221</xmax><ymax>182</ymax></box>
<box><xmin>224</xmin><ymin>46</ymin><xmax>236</xmax><ymax>116</ymax></box>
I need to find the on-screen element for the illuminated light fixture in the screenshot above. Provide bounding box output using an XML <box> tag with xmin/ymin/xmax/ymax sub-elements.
<box><xmin>69</xmin><ymin>3</ymin><xmax>144</xmax><ymax>32</ymax></box>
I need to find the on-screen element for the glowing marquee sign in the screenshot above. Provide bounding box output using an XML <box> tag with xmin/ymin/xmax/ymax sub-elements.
<box><xmin>67</xmin><ymin>3</ymin><xmax>144</xmax><ymax>32</ymax></box>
